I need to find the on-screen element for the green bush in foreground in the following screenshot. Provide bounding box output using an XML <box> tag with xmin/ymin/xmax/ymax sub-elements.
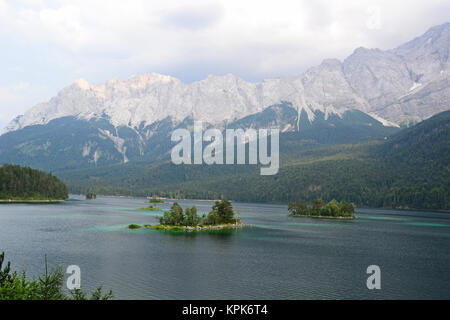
<box><xmin>0</xmin><ymin>252</ymin><xmax>113</xmax><ymax>300</ymax></box>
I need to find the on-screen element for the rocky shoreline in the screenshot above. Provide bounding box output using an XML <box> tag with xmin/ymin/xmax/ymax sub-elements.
<box><xmin>128</xmin><ymin>223</ymin><xmax>247</xmax><ymax>232</ymax></box>
<box><xmin>183</xmin><ymin>223</ymin><xmax>246</xmax><ymax>232</ymax></box>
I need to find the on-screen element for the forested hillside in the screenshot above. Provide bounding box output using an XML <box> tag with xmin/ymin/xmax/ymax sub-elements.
<box><xmin>61</xmin><ymin>111</ymin><xmax>450</xmax><ymax>210</ymax></box>
<box><xmin>0</xmin><ymin>164</ymin><xmax>68</xmax><ymax>200</ymax></box>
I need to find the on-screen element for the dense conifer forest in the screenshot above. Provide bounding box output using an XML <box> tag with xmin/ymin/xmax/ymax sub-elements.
<box><xmin>0</xmin><ymin>164</ymin><xmax>68</xmax><ymax>200</ymax></box>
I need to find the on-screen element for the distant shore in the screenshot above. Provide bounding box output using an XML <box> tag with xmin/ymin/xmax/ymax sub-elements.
<box><xmin>70</xmin><ymin>194</ymin><xmax>219</xmax><ymax>202</ymax></box>
<box><xmin>0</xmin><ymin>199</ymin><xmax>65</xmax><ymax>204</ymax></box>
<box><xmin>290</xmin><ymin>214</ymin><xmax>356</xmax><ymax>220</ymax></box>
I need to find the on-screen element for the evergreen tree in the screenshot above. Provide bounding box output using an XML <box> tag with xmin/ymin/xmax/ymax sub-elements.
<box><xmin>0</xmin><ymin>164</ymin><xmax>68</xmax><ymax>200</ymax></box>
<box><xmin>211</xmin><ymin>200</ymin><xmax>235</xmax><ymax>223</ymax></box>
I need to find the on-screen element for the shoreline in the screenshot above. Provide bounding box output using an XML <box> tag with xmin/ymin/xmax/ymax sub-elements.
<box><xmin>69</xmin><ymin>194</ymin><xmax>221</xmax><ymax>202</ymax></box>
<box><xmin>129</xmin><ymin>223</ymin><xmax>247</xmax><ymax>232</ymax></box>
<box><xmin>67</xmin><ymin>194</ymin><xmax>450</xmax><ymax>213</ymax></box>
<box><xmin>0</xmin><ymin>199</ymin><xmax>66</xmax><ymax>204</ymax></box>
<box><xmin>290</xmin><ymin>214</ymin><xmax>356</xmax><ymax>220</ymax></box>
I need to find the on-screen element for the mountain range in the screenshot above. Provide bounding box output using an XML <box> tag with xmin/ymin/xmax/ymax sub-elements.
<box><xmin>59</xmin><ymin>110</ymin><xmax>450</xmax><ymax>210</ymax></box>
<box><xmin>4</xmin><ymin>22</ymin><xmax>450</xmax><ymax>136</ymax></box>
<box><xmin>0</xmin><ymin>23</ymin><xmax>449</xmax><ymax>209</ymax></box>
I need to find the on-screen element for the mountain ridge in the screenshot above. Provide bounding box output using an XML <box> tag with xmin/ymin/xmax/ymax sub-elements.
<box><xmin>60</xmin><ymin>110</ymin><xmax>450</xmax><ymax>210</ymax></box>
<box><xmin>4</xmin><ymin>22</ymin><xmax>450</xmax><ymax>135</ymax></box>
<box><xmin>0</xmin><ymin>103</ymin><xmax>399</xmax><ymax>172</ymax></box>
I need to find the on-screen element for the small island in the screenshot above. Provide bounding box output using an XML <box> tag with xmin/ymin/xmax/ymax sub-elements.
<box><xmin>288</xmin><ymin>199</ymin><xmax>356</xmax><ymax>219</ymax></box>
<box><xmin>139</xmin><ymin>205</ymin><xmax>161</xmax><ymax>211</ymax></box>
<box><xmin>85</xmin><ymin>192</ymin><xmax>97</xmax><ymax>200</ymax></box>
<box><xmin>0</xmin><ymin>164</ymin><xmax>68</xmax><ymax>202</ymax></box>
<box><xmin>148</xmin><ymin>196</ymin><xmax>164</xmax><ymax>204</ymax></box>
<box><xmin>129</xmin><ymin>199</ymin><xmax>245</xmax><ymax>232</ymax></box>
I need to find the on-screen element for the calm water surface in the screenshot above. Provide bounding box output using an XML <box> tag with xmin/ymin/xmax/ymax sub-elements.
<box><xmin>1</xmin><ymin>196</ymin><xmax>449</xmax><ymax>299</ymax></box>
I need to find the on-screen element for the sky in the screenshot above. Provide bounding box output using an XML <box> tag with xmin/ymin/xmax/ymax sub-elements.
<box><xmin>0</xmin><ymin>0</ymin><xmax>449</xmax><ymax>130</ymax></box>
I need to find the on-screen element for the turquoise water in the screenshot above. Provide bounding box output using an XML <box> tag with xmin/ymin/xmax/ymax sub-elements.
<box><xmin>0</xmin><ymin>195</ymin><xmax>449</xmax><ymax>299</ymax></box>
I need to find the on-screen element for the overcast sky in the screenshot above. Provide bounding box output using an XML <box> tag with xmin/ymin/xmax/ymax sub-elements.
<box><xmin>0</xmin><ymin>0</ymin><xmax>449</xmax><ymax>130</ymax></box>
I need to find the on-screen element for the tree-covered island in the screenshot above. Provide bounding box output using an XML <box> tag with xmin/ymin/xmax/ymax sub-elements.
<box><xmin>129</xmin><ymin>199</ymin><xmax>245</xmax><ymax>232</ymax></box>
<box><xmin>148</xmin><ymin>196</ymin><xmax>164</xmax><ymax>203</ymax></box>
<box><xmin>139</xmin><ymin>204</ymin><xmax>161</xmax><ymax>211</ymax></box>
<box><xmin>85</xmin><ymin>192</ymin><xmax>96</xmax><ymax>200</ymax></box>
<box><xmin>288</xmin><ymin>199</ymin><xmax>356</xmax><ymax>219</ymax></box>
<box><xmin>0</xmin><ymin>164</ymin><xmax>68</xmax><ymax>202</ymax></box>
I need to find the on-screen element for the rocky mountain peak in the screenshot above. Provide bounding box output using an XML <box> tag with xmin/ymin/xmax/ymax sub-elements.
<box><xmin>3</xmin><ymin>23</ymin><xmax>450</xmax><ymax>135</ymax></box>
<box><xmin>74</xmin><ymin>78</ymin><xmax>91</xmax><ymax>90</ymax></box>
<box><xmin>393</xmin><ymin>22</ymin><xmax>450</xmax><ymax>83</ymax></box>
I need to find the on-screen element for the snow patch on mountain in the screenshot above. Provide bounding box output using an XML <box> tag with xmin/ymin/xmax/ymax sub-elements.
<box><xmin>409</xmin><ymin>82</ymin><xmax>422</xmax><ymax>91</ymax></box>
<box><xmin>367</xmin><ymin>113</ymin><xmax>400</xmax><ymax>128</ymax></box>
<box><xmin>98</xmin><ymin>128</ymin><xmax>129</xmax><ymax>163</ymax></box>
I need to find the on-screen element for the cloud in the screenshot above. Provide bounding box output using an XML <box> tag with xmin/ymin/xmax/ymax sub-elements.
<box><xmin>0</xmin><ymin>83</ymin><xmax>29</xmax><ymax>121</ymax></box>
<box><xmin>0</xmin><ymin>85</ymin><xmax>21</xmax><ymax>106</ymax></box>
<box><xmin>162</xmin><ymin>3</ymin><xmax>224</xmax><ymax>30</ymax></box>
<box><xmin>1</xmin><ymin>0</ymin><xmax>449</xmax><ymax>71</ymax></box>
<box><xmin>0</xmin><ymin>82</ymin><xmax>53</xmax><ymax>124</ymax></box>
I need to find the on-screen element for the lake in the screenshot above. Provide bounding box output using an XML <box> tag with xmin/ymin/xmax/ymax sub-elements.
<box><xmin>0</xmin><ymin>195</ymin><xmax>449</xmax><ymax>299</ymax></box>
